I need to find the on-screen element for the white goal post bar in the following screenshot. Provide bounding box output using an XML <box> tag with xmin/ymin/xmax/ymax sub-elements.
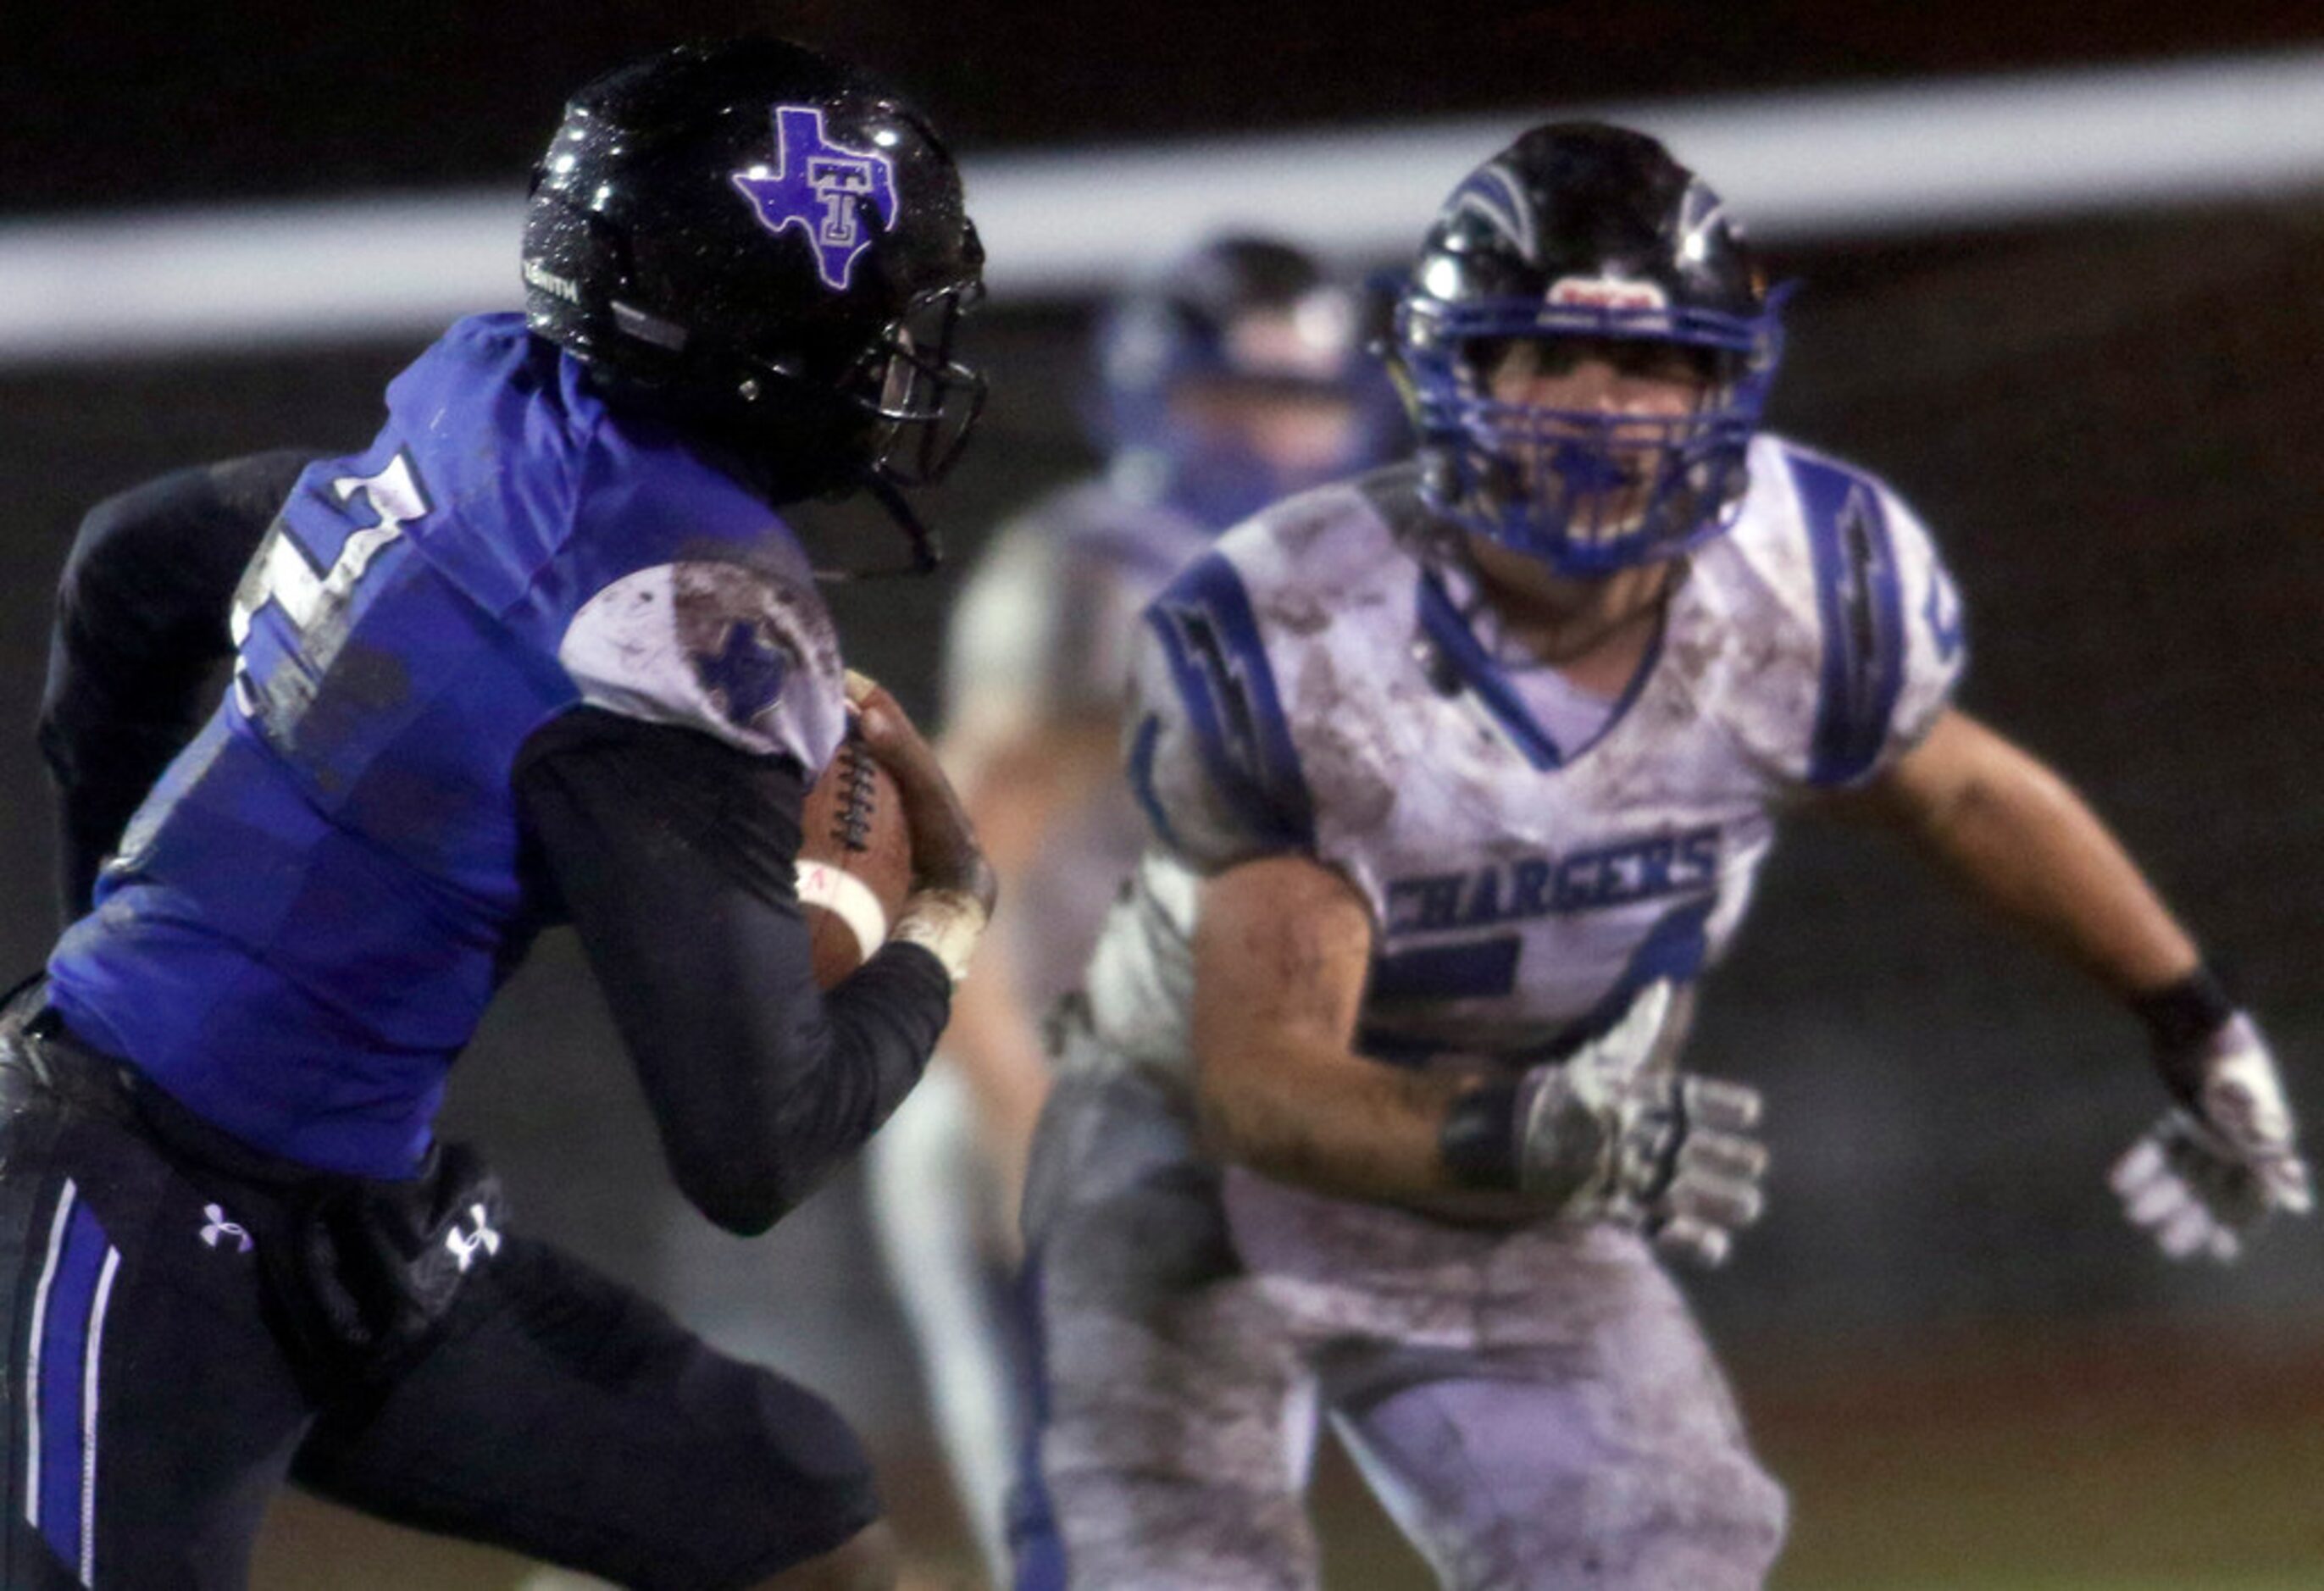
<box><xmin>4</xmin><ymin>48</ymin><xmax>2322</xmax><ymax>364</ymax></box>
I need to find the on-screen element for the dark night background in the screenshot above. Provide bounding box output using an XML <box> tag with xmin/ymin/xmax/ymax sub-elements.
<box><xmin>4</xmin><ymin>6</ymin><xmax>2324</xmax><ymax>1586</ymax></box>
<box><xmin>7</xmin><ymin>2</ymin><xmax>2321</xmax><ymax>211</ymax></box>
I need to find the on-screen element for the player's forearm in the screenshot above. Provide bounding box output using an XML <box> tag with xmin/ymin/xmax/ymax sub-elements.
<box><xmin>1192</xmin><ymin>855</ymin><xmax>1482</xmax><ymax>1199</ymax></box>
<box><xmin>621</xmin><ymin>907</ymin><xmax>953</xmax><ymax>1232</ymax></box>
<box><xmin>42</xmin><ymin>721</ymin><xmax>208</xmax><ymax>920</ymax></box>
<box><xmin>1881</xmin><ymin>712</ymin><xmax>2199</xmax><ymax>999</ymax></box>
<box><xmin>746</xmin><ymin>942</ymin><xmax>956</xmax><ymax>1213</ymax></box>
<box><xmin>43</xmin><ymin>453</ymin><xmax>311</xmax><ymax>919</ymax></box>
<box><xmin>595</xmin><ymin>893</ymin><xmax>952</xmax><ymax>1233</ymax></box>
<box><xmin>518</xmin><ymin>708</ymin><xmax>953</xmax><ymax>1232</ymax></box>
<box><xmin>1194</xmin><ymin>1039</ymin><xmax>1468</xmax><ymax>1199</ymax></box>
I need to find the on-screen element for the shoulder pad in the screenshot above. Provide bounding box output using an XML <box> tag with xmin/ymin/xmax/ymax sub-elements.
<box><xmin>559</xmin><ymin>559</ymin><xmax>846</xmax><ymax>770</ymax></box>
<box><xmin>1123</xmin><ymin>548</ymin><xmax>1317</xmax><ymax>870</ymax></box>
<box><xmin>1707</xmin><ymin>435</ymin><xmax>1967</xmax><ymax>789</ymax></box>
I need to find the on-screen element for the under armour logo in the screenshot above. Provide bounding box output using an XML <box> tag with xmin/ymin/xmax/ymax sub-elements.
<box><xmin>443</xmin><ymin>1205</ymin><xmax>502</xmax><ymax>1272</ymax></box>
<box><xmin>199</xmin><ymin>1204</ymin><xmax>252</xmax><ymax>1253</ymax></box>
<box><xmin>730</xmin><ymin>105</ymin><xmax>900</xmax><ymax>291</ymax></box>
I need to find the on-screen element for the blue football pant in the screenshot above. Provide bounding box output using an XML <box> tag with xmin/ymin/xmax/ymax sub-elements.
<box><xmin>0</xmin><ymin>1036</ymin><xmax>879</xmax><ymax>1591</ymax></box>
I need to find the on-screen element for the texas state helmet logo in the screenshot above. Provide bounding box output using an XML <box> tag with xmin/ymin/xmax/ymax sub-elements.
<box><xmin>731</xmin><ymin>104</ymin><xmax>900</xmax><ymax>291</ymax></box>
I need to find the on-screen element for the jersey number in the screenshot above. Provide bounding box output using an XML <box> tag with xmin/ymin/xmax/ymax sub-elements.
<box><xmin>230</xmin><ymin>452</ymin><xmax>430</xmax><ymax>718</ymax></box>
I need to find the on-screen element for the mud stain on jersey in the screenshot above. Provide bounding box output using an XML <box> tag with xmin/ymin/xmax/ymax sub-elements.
<box><xmin>1660</xmin><ymin>605</ymin><xmax>1730</xmax><ymax>691</ymax></box>
<box><xmin>1290</xmin><ymin>651</ymin><xmax>1397</xmax><ymax>834</ymax></box>
<box><xmin>277</xmin><ymin>640</ymin><xmax>415</xmax><ymax>793</ymax></box>
<box><xmin>1270</xmin><ymin>501</ymin><xmax>1343</xmax><ymax>561</ymax></box>
<box><xmin>1262</xmin><ymin>584</ymin><xmax>1336</xmax><ymax>638</ymax></box>
<box><xmin>670</xmin><ymin>562</ymin><xmax>843</xmax><ymax>690</ymax></box>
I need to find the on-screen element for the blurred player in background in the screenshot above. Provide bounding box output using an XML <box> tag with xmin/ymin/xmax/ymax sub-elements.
<box><xmin>864</xmin><ymin>234</ymin><xmax>1401</xmax><ymax>1579</ymax></box>
<box><xmin>1013</xmin><ymin>122</ymin><xmax>2311</xmax><ymax>1589</ymax></box>
<box><xmin>5</xmin><ymin>39</ymin><xmax>995</xmax><ymax>1590</ymax></box>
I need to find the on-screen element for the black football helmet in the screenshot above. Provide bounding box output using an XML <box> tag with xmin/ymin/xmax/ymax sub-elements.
<box><xmin>1390</xmin><ymin>121</ymin><xmax>1784</xmax><ymax>577</ymax></box>
<box><xmin>1094</xmin><ymin>235</ymin><xmax>1400</xmax><ymax>526</ymax></box>
<box><xmin>523</xmin><ymin>38</ymin><xmax>985</xmax><ymax>549</ymax></box>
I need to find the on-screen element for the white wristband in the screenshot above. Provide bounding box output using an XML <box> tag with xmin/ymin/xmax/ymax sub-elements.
<box><xmin>890</xmin><ymin>889</ymin><xmax>990</xmax><ymax>985</ymax></box>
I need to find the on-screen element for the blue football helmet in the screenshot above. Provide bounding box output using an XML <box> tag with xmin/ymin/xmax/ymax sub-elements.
<box><xmin>1391</xmin><ymin>122</ymin><xmax>1785</xmax><ymax>578</ymax></box>
<box><xmin>1095</xmin><ymin>235</ymin><xmax>1400</xmax><ymax>529</ymax></box>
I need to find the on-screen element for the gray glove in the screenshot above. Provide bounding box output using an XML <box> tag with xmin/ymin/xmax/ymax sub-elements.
<box><xmin>2110</xmin><ymin>1012</ymin><xmax>2311</xmax><ymax>1263</ymax></box>
<box><xmin>1516</xmin><ymin>981</ymin><xmax>1768</xmax><ymax>1266</ymax></box>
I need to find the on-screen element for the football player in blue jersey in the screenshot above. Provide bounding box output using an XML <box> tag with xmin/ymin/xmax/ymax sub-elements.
<box><xmin>1012</xmin><ymin>124</ymin><xmax>2312</xmax><ymax>1588</ymax></box>
<box><xmin>861</xmin><ymin>235</ymin><xmax>1399</xmax><ymax>1579</ymax></box>
<box><xmin>3</xmin><ymin>39</ymin><xmax>996</xmax><ymax>1591</ymax></box>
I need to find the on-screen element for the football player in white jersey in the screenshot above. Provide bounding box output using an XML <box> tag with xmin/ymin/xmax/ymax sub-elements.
<box><xmin>863</xmin><ymin>236</ymin><xmax>1398</xmax><ymax>1580</ymax></box>
<box><xmin>1012</xmin><ymin>123</ymin><xmax>2313</xmax><ymax>1591</ymax></box>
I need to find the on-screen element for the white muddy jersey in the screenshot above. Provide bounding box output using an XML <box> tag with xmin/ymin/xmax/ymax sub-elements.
<box><xmin>944</xmin><ymin>477</ymin><xmax>1218</xmax><ymax>1016</ymax></box>
<box><xmin>944</xmin><ymin>476</ymin><xmax>1216</xmax><ymax>734</ymax></box>
<box><xmin>1081</xmin><ymin>435</ymin><xmax>1967</xmax><ymax>1084</ymax></box>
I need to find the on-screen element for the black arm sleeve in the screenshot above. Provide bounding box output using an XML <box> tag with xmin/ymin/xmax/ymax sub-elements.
<box><xmin>513</xmin><ymin>707</ymin><xmax>952</xmax><ymax>1235</ymax></box>
<box><xmin>40</xmin><ymin>449</ymin><xmax>319</xmax><ymax>920</ymax></box>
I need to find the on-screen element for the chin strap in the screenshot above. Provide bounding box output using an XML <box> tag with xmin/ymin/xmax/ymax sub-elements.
<box><xmin>810</xmin><ymin>472</ymin><xmax>945</xmax><ymax>583</ymax></box>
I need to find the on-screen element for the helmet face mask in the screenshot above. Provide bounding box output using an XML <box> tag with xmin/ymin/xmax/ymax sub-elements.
<box><xmin>1393</xmin><ymin>122</ymin><xmax>1785</xmax><ymax>579</ymax></box>
<box><xmin>849</xmin><ymin>280</ymin><xmax>988</xmax><ymax>488</ymax></box>
<box><xmin>731</xmin><ymin>275</ymin><xmax>988</xmax><ymax>493</ymax></box>
<box><xmin>522</xmin><ymin>39</ymin><xmax>986</xmax><ymax>513</ymax></box>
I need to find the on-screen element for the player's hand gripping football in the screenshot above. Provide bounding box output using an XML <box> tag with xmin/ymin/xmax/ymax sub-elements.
<box><xmin>847</xmin><ymin>672</ymin><xmax>997</xmax><ymax>981</ymax></box>
<box><xmin>2110</xmin><ymin>1013</ymin><xmax>2311</xmax><ymax>1263</ymax></box>
<box><xmin>1517</xmin><ymin>981</ymin><xmax>1768</xmax><ymax>1267</ymax></box>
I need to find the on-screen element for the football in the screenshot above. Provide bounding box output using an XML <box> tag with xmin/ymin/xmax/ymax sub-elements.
<box><xmin>796</xmin><ymin>727</ymin><xmax>913</xmax><ymax>987</ymax></box>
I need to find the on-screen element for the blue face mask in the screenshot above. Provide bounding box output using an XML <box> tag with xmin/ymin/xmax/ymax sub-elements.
<box><xmin>1398</xmin><ymin>295</ymin><xmax>1788</xmax><ymax>578</ymax></box>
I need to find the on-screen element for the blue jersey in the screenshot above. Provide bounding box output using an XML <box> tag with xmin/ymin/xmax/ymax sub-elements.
<box><xmin>45</xmin><ymin>314</ymin><xmax>850</xmax><ymax>1177</ymax></box>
